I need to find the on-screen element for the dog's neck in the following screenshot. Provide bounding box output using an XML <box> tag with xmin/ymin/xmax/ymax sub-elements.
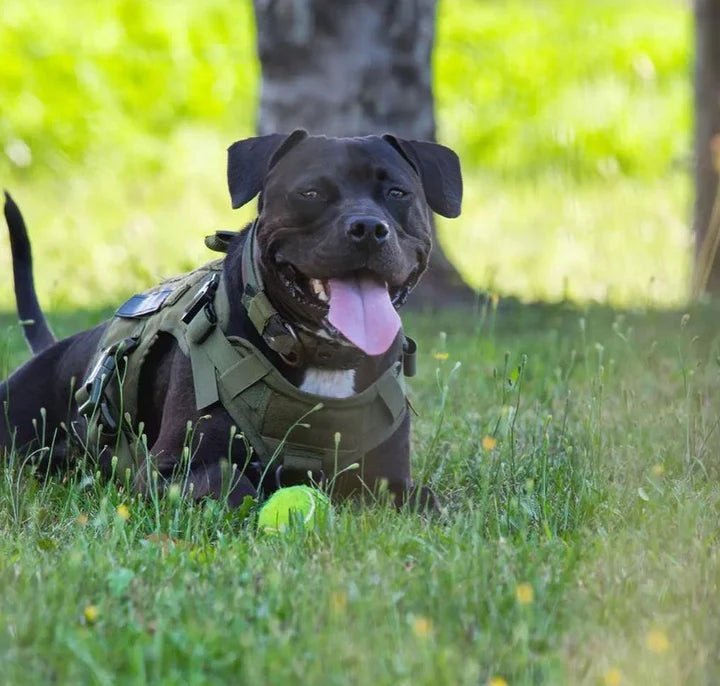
<box><xmin>222</xmin><ymin>230</ymin><xmax>402</xmax><ymax>397</ymax></box>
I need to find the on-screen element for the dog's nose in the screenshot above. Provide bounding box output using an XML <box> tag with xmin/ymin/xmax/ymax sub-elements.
<box><xmin>346</xmin><ymin>216</ymin><xmax>390</xmax><ymax>248</ymax></box>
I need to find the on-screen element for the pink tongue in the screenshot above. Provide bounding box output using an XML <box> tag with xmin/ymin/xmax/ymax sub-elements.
<box><xmin>328</xmin><ymin>274</ymin><xmax>401</xmax><ymax>356</ymax></box>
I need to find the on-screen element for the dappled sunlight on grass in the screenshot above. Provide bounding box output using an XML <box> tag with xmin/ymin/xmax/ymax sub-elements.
<box><xmin>0</xmin><ymin>0</ymin><xmax>693</xmax><ymax>312</ymax></box>
<box><xmin>0</xmin><ymin>160</ymin><xmax>693</xmax><ymax>311</ymax></box>
<box><xmin>442</xmin><ymin>174</ymin><xmax>692</xmax><ymax>307</ymax></box>
<box><xmin>0</xmin><ymin>128</ymin><xmax>256</xmax><ymax>311</ymax></box>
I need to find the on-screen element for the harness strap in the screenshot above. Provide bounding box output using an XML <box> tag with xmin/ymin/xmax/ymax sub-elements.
<box><xmin>245</xmin><ymin>292</ymin><xmax>277</xmax><ymax>340</ymax></box>
<box><xmin>74</xmin><ymin>228</ymin><xmax>416</xmax><ymax>482</ymax></box>
<box><xmin>75</xmin><ymin>262</ymin><xmax>225</xmax><ymax>473</ymax></box>
<box><xmin>181</xmin><ymin>275</ymin><xmax>408</xmax><ymax>475</ymax></box>
<box><xmin>204</xmin><ymin>230</ymin><xmax>238</xmax><ymax>254</ymax></box>
<box><xmin>233</xmin><ymin>222</ymin><xmax>416</xmax><ymax>373</ymax></box>
<box><xmin>189</xmin><ymin>308</ymin><xmax>271</xmax><ymax>412</ymax></box>
<box><xmin>240</xmin><ymin>220</ymin><xmax>294</xmax><ymax>357</ymax></box>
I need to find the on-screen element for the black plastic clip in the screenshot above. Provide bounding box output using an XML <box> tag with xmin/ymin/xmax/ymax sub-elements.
<box><xmin>182</xmin><ymin>273</ymin><xmax>220</xmax><ymax>325</ymax></box>
<box><xmin>77</xmin><ymin>336</ymin><xmax>139</xmax><ymax>433</ymax></box>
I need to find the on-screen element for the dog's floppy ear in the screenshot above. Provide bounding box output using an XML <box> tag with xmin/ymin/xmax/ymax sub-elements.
<box><xmin>382</xmin><ymin>135</ymin><xmax>462</xmax><ymax>218</ymax></box>
<box><xmin>227</xmin><ymin>129</ymin><xmax>308</xmax><ymax>209</ymax></box>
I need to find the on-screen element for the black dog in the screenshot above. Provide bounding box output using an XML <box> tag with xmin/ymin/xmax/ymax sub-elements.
<box><xmin>0</xmin><ymin>131</ymin><xmax>462</xmax><ymax>506</ymax></box>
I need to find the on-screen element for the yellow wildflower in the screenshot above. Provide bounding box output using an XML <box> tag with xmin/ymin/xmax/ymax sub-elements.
<box><xmin>76</xmin><ymin>514</ymin><xmax>89</xmax><ymax>526</ymax></box>
<box><xmin>651</xmin><ymin>464</ymin><xmax>665</xmax><ymax>477</ymax></box>
<box><xmin>646</xmin><ymin>628</ymin><xmax>669</xmax><ymax>654</ymax></box>
<box><xmin>604</xmin><ymin>668</ymin><xmax>622</xmax><ymax>686</ymax></box>
<box><xmin>116</xmin><ymin>504</ymin><xmax>130</xmax><ymax>521</ymax></box>
<box><xmin>330</xmin><ymin>591</ymin><xmax>347</xmax><ymax>614</ymax></box>
<box><xmin>488</xmin><ymin>677</ymin><xmax>508</xmax><ymax>686</ymax></box>
<box><xmin>433</xmin><ymin>351</ymin><xmax>449</xmax><ymax>361</ymax></box>
<box><xmin>83</xmin><ymin>604</ymin><xmax>99</xmax><ymax>624</ymax></box>
<box><xmin>515</xmin><ymin>582</ymin><xmax>534</xmax><ymax>605</ymax></box>
<box><xmin>411</xmin><ymin>615</ymin><xmax>433</xmax><ymax>638</ymax></box>
<box><xmin>482</xmin><ymin>436</ymin><xmax>497</xmax><ymax>451</ymax></box>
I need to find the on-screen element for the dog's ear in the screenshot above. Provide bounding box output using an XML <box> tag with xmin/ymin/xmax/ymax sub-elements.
<box><xmin>382</xmin><ymin>135</ymin><xmax>462</xmax><ymax>218</ymax></box>
<box><xmin>227</xmin><ymin>129</ymin><xmax>308</xmax><ymax>209</ymax></box>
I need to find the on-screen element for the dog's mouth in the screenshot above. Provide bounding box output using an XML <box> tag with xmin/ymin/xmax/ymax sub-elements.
<box><xmin>277</xmin><ymin>262</ymin><xmax>419</xmax><ymax>356</ymax></box>
<box><xmin>277</xmin><ymin>264</ymin><xmax>418</xmax><ymax>310</ymax></box>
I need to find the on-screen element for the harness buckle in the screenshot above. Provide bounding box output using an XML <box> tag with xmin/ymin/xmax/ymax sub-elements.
<box><xmin>182</xmin><ymin>273</ymin><xmax>220</xmax><ymax>325</ymax></box>
<box><xmin>77</xmin><ymin>336</ymin><xmax>139</xmax><ymax>433</ymax></box>
<box><xmin>266</xmin><ymin>319</ymin><xmax>303</xmax><ymax>367</ymax></box>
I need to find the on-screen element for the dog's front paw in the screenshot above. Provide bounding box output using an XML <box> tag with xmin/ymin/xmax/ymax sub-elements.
<box><xmin>403</xmin><ymin>484</ymin><xmax>441</xmax><ymax>513</ymax></box>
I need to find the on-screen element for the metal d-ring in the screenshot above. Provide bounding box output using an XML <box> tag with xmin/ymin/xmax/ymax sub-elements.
<box><xmin>276</xmin><ymin>321</ymin><xmax>302</xmax><ymax>367</ymax></box>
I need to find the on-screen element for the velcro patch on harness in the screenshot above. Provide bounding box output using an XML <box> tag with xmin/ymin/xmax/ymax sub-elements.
<box><xmin>116</xmin><ymin>289</ymin><xmax>174</xmax><ymax>318</ymax></box>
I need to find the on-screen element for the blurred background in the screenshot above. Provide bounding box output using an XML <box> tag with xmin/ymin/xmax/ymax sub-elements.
<box><xmin>0</xmin><ymin>0</ymin><xmax>692</xmax><ymax>311</ymax></box>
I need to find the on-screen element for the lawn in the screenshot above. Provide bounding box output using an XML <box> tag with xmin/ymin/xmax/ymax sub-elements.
<box><xmin>2</xmin><ymin>302</ymin><xmax>720</xmax><ymax>684</ymax></box>
<box><xmin>2</xmin><ymin>0</ymin><xmax>716</xmax><ymax>684</ymax></box>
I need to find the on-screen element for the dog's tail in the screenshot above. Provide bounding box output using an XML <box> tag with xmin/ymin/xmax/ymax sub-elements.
<box><xmin>3</xmin><ymin>191</ymin><xmax>56</xmax><ymax>354</ymax></box>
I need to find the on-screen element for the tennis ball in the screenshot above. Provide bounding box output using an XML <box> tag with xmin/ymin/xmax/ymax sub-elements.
<box><xmin>257</xmin><ymin>485</ymin><xmax>332</xmax><ymax>534</ymax></box>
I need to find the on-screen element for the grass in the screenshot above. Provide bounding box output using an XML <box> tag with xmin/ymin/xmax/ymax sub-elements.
<box><xmin>0</xmin><ymin>166</ymin><xmax>693</xmax><ymax>312</ymax></box>
<box><xmin>1</xmin><ymin>0</ymin><xmax>713</xmax><ymax>682</ymax></box>
<box><xmin>2</xmin><ymin>301</ymin><xmax>720</xmax><ymax>684</ymax></box>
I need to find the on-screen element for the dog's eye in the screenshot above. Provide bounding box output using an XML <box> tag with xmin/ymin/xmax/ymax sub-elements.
<box><xmin>388</xmin><ymin>188</ymin><xmax>408</xmax><ymax>199</ymax></box>
<box><xmin>299</xmin><ymin>189</ymin><xmax>320</xmax><ymax>200</ymax></box>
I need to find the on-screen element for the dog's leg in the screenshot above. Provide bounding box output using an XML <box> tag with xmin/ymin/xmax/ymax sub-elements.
<box><xmin>133</xmin><ymin>352</ymin><xmax>257</xmax><ymax>507</ymax></box>
<box><xmin>183</xmin><ymin>461</ymin><xmax>257</xmax><ymax>508</ymax></box>
<box><xmin>137</xmin><ymin>423</ymin><xmax>257</xmax><ymax>508</ymax></box>
<box><xmin>331</xmin><ymin>413</ymin><xmax>438</xmax><ymax>511</ymax></box>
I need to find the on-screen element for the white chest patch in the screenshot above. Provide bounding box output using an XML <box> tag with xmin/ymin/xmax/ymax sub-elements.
<box><xmin>299</xmin><ymin>368</ymin><xmax>356</xmax><ymax>398</ymax></box>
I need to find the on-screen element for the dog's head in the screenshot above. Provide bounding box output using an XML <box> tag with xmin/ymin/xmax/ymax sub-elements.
<box><xmin>227</xmin><ymin>131</ymin><xmax>462</xmax><ymax>356</ymax></box>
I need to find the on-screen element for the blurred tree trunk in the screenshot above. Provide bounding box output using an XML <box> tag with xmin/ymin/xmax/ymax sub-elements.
<box><xmin>253</xmin><ymin>0</ymin><xmax>473</xmax><ymax>304</ymax></box>
<box><xmin>693</xmin><ymin>0</ymin><xmax>720</xmax><ymax>293</ymax></box>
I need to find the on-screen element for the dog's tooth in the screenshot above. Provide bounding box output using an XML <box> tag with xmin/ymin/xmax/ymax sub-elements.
<box><xmin>317</xmin><ymin>290</ymin><xmax>328</xmax><ymax>302</ymax></box>
<box><xmin>310</xmin><ymin>278</ymin><xmax>326</xmax><ymax>296</ymax></box>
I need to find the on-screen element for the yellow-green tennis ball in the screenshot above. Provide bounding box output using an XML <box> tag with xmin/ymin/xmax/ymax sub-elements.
<box><xmin>257</xmin><ymin>486</ymin><xmax>332</xmax><ymax>534</ymax></box>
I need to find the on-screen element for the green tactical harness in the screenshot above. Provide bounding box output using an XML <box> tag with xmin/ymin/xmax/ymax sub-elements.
<box><xmin>75</xmin><ymin>222</ymin><xmax>416</xmax><ymax>482</ymax></box>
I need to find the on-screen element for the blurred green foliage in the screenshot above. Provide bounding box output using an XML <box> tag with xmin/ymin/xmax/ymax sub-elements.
<box><xmin>436</xmin><ymin>0</ymin><xmax>690</xmax><ymax>180</ymax></box>
<box><xmin>0</xmin><ymin>0</ymin><xmax>257</xmax><ymax>175</ymax></box>
<box><xmin>0</xmin><ymin>0</ymin><xmax>692</xmax><ymax>308</ymax></box>
<box><xmin>1</xmin><ymin>0</ymin><xmax>689</xmax><ymax>181</ymax></box>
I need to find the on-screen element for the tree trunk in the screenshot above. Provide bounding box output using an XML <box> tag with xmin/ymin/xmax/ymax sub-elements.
<box><xmin>253</xmin><ymin>0</ymin><xmax>472</xmax><ymax>304</ymax></box>
<box><xmin>693</xmin><ymin>0</ymin><xmax>720</xmax><ymax>293</ymax></box>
